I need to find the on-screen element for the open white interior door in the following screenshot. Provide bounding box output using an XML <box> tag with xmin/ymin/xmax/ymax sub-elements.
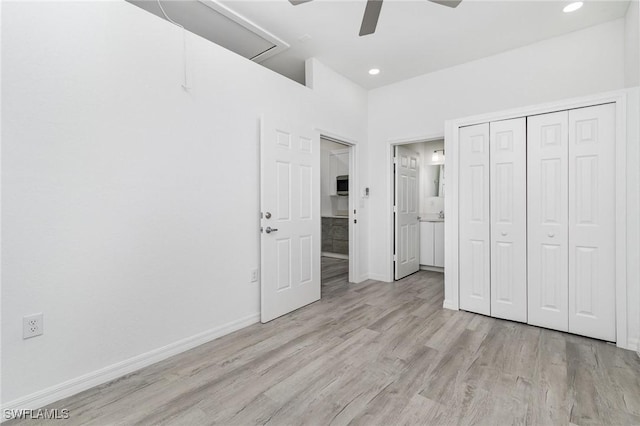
<box><xmin>260</xmin><ymin>116</ymin><xmax>320</xmax><ymax>323</ymax></box>
<box><xmin>394</xmin><ymin>145</ymin><xmax>420</xmax><ymax>280</ymax></box>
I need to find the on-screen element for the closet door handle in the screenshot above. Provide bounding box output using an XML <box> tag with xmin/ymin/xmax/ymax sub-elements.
<box><xmin>548</xmin><ymin>232</ymin><xmax>555</xmax><ymax>238</ymax></box>
<box><xmin>501</xmin><ymin>231</ymin><xmax>508</xmax><ymax>236</ymax></box>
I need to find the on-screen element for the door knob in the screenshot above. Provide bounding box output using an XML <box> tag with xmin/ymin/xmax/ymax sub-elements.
<box><xmin>265</xmin><ymin>227</ymin><xmax>278</xmax><ymax>234</ymax></box>
<box><xmin>265</xmin><ymin>212</ymin><xmax>272</xmax><ymax>219</ymax></box>
<box><xmin>501</xmin><ymin>231</ymin><xmax>508</xmax><ymax>236</ymax></box>
<box><xmin>548</xmin><ymin>232</ymin><xmax>555</xmax><ymax>238</ymax></box>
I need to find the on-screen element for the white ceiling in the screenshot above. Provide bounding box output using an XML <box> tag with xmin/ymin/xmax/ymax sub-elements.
<box><xmin>219</xmin><ymin>0</ymin><xmax>630</xmax><ymax>89</ymax></box>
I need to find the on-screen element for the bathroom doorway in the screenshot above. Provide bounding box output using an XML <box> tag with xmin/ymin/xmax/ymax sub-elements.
<box><xmin>391</xmin><ymin>138</ymin><xmax>446</xmax><ymax>280</ymax></box>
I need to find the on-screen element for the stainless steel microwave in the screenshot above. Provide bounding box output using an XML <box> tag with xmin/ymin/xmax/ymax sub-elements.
<box><xmin>336</xmin><ymin>175</ymin><xmax>348</xmax><ymax>196</ymax></box>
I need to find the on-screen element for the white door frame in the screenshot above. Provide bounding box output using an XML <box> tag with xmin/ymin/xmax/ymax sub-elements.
<box><xmin>444</xmin><ymin>89</ymin><xmax>629</xmax><ymax>349</ymax></box>
<box><xmin>387</xmin><ymin>134</ymin><xmax>444</xmax><ymax>282</ymax></box>
<box><xmin>317</xmin><ymin>129</ymin><xmax>360</xmax><ymax>284</ymax></box>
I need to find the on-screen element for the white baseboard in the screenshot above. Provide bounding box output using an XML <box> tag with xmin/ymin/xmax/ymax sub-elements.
<box><xmin>367</xmin><ymin>273</ymin><xmax>392</xmax><ymax>283</ymax></box>
<box><xmin>420</xmin><ymin>265</ymin><xmax>444</xmax><ymax>273</ymax></box>
<box><xmin>625</xmin><ymin>337</ymin><xmax>640</xmax><ymax>354</ymax></box>
<box><xmin>321</xmin><ymin>252</ymin><xmax>349</xmax><ymax>260</ymax></box>
<box><xmin>354</xmin><ymin>274</ymin><xmax>369</xmax><ymax>283</ymax></box>
<box><xmin>1</xmin><ymin>313</ymin><xmax>260</xmax><ymax>416</ymax></box>
<box><xmin>442</xmin><ymin>299</ymin><xmax>458</xmax><ymax>311</ymax></box>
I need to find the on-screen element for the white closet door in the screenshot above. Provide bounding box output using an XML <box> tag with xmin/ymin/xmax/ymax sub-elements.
<box><xmin>459</xmin><ymin>123</ymin><xmax>491</xmax><ymax>316</ymax></box>
<box><xmin>527</xmin><ymin>111</ymin><xmax>569</xmax><ymax>332</ymax></box>
<box><xmin>568</xmin><ymin>103</ymin><xmax>616</xmax><ymax>341</ymax></box>
<box><xmin>490</xmin><ymin>118</ymin><xmax>527</xmax><ymax>322</ymax></box>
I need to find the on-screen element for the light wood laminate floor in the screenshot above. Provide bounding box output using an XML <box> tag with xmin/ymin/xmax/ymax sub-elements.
<box><xmin>9</xmin><ymin>265</ymin><xmax>640</xmax><ymax>425</ymax></box>
<box><xmin>321</xmin><ymin>256</ymin><xmax>349</xmax><ymax>290</ymax></box>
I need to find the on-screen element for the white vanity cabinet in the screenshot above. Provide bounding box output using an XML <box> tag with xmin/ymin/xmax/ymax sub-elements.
<box><xmin>434</xmin><ymin>222</ymin><xmax>444</xmax><ymax>267</ymax></box>
<box><xmin>420</xmin><ymin>222</ymin><xmax>434</xmax><ymax>266</ymax></box>
<box><xmin>420</xmin><ymin>221</ymin><xmax>444</xmax><ymax>268</ymax></box>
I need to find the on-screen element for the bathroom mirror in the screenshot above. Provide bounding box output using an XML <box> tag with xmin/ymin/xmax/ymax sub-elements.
<box><xmin>425</xmin><ymin>165</ymin><xmax>444</xmax><ymax>197</ymax></box>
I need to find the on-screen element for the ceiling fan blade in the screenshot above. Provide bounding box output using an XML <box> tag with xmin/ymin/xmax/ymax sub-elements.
<box><xmin>289</xmin><ymin>0</ymin><xmax>313</xmax><ymax>5</ymax></box>
<box><xmin>428</xmin><ymin>0</ymin><xmax>462</xmax><ymax>8</ymax></box>
<box><xmin>359</xmin><ymin>0</ymin><xmax>383</xmax><ymax>36</ymax></box>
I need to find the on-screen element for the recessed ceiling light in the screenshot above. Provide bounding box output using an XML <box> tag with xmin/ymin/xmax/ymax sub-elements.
<box><xmin>563</xmin><ymin>2</ymin><xmax>583</xmax><ymax>13</ymax></box>
<box><xmin>369</xmin><ymin>68</ymin><xmax>380</xmax><ymax>75</ymax></box>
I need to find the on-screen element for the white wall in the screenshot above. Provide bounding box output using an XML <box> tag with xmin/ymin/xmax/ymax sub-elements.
<box><xmin>1</xmin><ymin>1</ymin><xmax>368</xmax><ymax>407</ymax></box>
<box><xmin>307</xmin><ymin>58</ymin><xmax>369</xmax><ymax>278</ymax></box>
<box><xmin>625</xmin><ymin>0</ymin><xmax>640</xmax><ymax>87</ymax></box>
<box><xmin>367</xmin><ymin>18</ymin><xmax>626</xmax><ymax>282</ymax></box>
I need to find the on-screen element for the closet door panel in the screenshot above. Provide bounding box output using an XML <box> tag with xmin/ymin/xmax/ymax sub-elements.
<box><xmin>459</xmin><ymin>123</ymin><xmax>491</xmax><ymax>316</ymax></box>
<box><xmin>527</xmin><ymin>111</ymin><xmax>569</xmax><ymax>332</ymax></box>
<box><xmin>490</xmin><ymin>118</ymin><xmax>527</xmax><ymax>322</ymax></box>
<box><xmin>568</xmin><ymin>103</ymin><xmax>616</xmax><ymax>341</ymax></box>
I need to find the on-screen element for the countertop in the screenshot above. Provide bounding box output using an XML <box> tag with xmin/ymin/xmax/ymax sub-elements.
<box><xmin>420</xmin><ymin>214</ymin><xmax>444</xmax><ymax>222</ymax></box>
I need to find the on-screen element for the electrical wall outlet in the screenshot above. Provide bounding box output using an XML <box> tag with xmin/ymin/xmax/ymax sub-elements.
<box><xmin>250</xmin><ymin>269</ymin><xmax>259</xmax><ymax>282</ymax></box>
<box><xmin>23</xmin><ymin>313</ymin><xmax>43</xmax><ymax>339</ymax></box>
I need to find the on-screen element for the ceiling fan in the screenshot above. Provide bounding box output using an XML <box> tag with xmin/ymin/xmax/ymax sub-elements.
<box><xmin>289</xmin><ymin>0</ymin><xmax>463</xmax><ymax>36</ymax></box>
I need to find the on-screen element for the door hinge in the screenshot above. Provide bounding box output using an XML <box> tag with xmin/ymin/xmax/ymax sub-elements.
<box><xmin>393</xmin><ymin>205</ymin><xmax>397</xmax><ymax>213</ymax></box>
<box><xmin>354</xmin><ymin>219</ymin><xmax>357</xmax><ymax>224</ymax></box>
<box><xmin>393</xmin><ymin>254</ymin><xmax>397</xmax><ymax>261</ymax></box>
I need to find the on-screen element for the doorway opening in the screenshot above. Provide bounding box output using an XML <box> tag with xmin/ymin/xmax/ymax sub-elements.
<box><xmin>320</xmin><ymin>136</ymin><xmax>355</xmax><ymax>294</ymax></box>
<box><xmin>390</xmin><ymin>137</ymin><xmax>446</xmax><ymax>281</ymax></box>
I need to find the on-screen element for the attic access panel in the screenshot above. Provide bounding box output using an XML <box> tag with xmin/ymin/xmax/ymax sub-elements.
<box><xmin>127</xmin><ymin>0</ymin><xmax>288</xmax><ymax>62</ymax></box>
